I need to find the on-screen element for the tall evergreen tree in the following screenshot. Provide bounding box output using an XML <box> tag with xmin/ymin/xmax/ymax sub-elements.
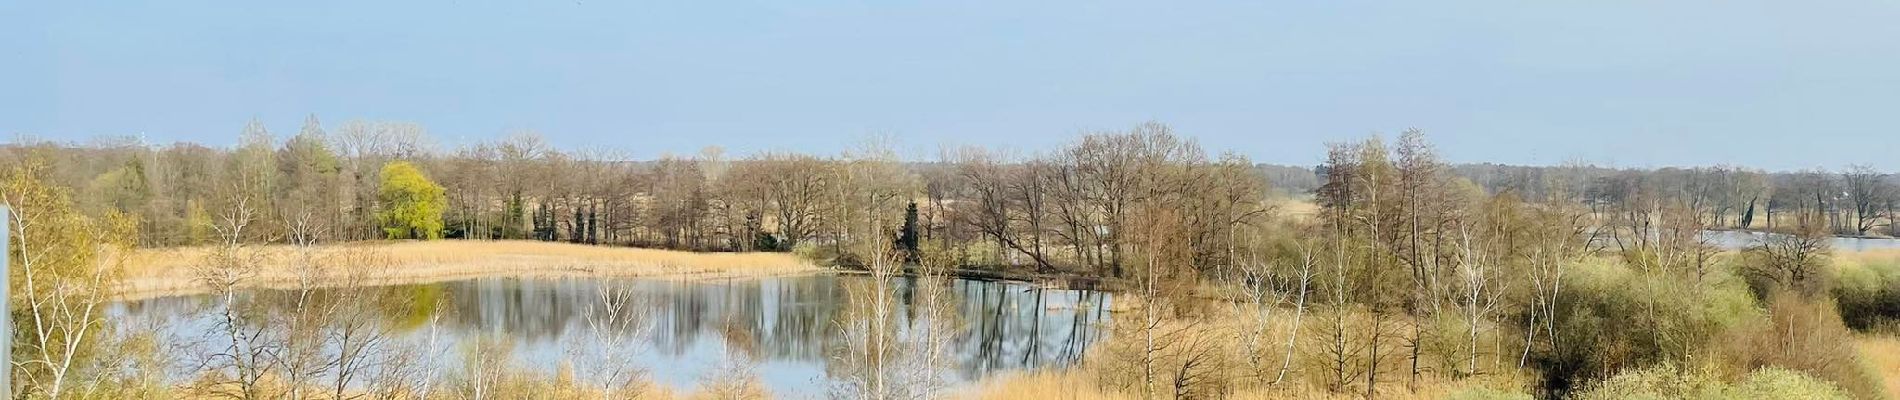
<box><xmin>895</xmin><ymin>201</ymin><xmax>921</xmax><ymax>263</ymax></box>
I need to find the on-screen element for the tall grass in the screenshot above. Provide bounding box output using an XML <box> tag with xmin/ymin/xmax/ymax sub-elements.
<box><xmin>953</xmin><ymin>300</ymin><xmax>1532</xmax><ymax>400</ymax></box>
<box><xmin>954</xmin><ymin>369</ymin><xmax>1527</xmax><ymax>400</ymax></box>
<box><xmin>1569</xmin><ymin>363</ymin><xmax>1852</xmax><ymax>400</ymax></box>
<box><xmin>1858</xmin><ymin>335</ymin><xmax>1900</xmax><ymax>399</ymax></box>
<box><xmin>1718</xmin><ymin>291</ymin><xmax>1887</xmax><ymax>399</ymax></box>
<box><xmin>118</xmin><ymin>240</ymin><xmax>819</xmax><ymax>299</ymax></box>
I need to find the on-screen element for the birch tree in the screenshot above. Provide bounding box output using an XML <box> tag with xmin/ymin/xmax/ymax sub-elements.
<box><xmin>5</xmin><ymin>161</ymin><xmax>135</xmax><ymax>399</ymax></box>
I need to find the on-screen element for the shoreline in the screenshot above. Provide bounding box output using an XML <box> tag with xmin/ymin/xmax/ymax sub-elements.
<box><xmin>1705</xmin><ymin>226</ymin><xmax>1900</xmax><ymax>241</ymax></box>
<box><xmin>116</xmin><ymin>240</ymin><xmax>824</xmax><ymax>301</ymax></box>
<box><xmin>832</xmin><ymin>266</ymin><xmax>1117</xmax><ymax>291</ymax></box>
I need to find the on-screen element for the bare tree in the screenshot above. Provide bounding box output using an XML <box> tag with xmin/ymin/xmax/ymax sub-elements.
<box><xmin>1518</xmin><ymin>192</ymin><xmax>1595</xmax><ymax>369</ymax></box>
<box><xmin>570</xmin><ymin>281</ymin><xmax>655</xmax><ymax>396</ymax></box>
<box><xmin>953</xmin><ymin>147</ymin><xmax>1058</xmax><ymax>270</ymax></box>
<box><xmin>1745</xmin><ymin>220</ymin><xmax>1833</xmax><ymax>297</ymax></box>
<box><xmin>268</xmin><ymin>212</ymin><xmax>337</xmax><ymax>399</ymax></box>
<box><xmin>326</xmin><ymin>248</ymin><xmax>402</xmax><ymax>400</ymax></box>
<box><xmin>195</xmin><ymin>198</ymin><xmax>275</xmax><ymax>399</ymax></box>
<box><xmin>760</xmin><ymin>153</ymin><xmax>830</xmax><ymax>248</ymax></box>
<box><xmin>1453</xmin><ymin>222</ymin><xmax>1507</xmax><ymax>378</ymax></box>
<box><xmin>1842</xmin><ymin>164</ymin><xmax>1894</xmax><ymax>236</ymax></box>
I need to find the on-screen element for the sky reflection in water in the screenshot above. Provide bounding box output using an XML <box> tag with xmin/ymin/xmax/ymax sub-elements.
<box><xmin>111</xmin><ymin>275</ymin><xmax>1114</xmax><ymax>398</ymax></box>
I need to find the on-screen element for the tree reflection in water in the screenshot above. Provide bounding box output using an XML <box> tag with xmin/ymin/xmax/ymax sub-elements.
<box><xmin>109</xmin><ymin>275</ymin><xmax>1113</xmax><ymax>397</ymax></box>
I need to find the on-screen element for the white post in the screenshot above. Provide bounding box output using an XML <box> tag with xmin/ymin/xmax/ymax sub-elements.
<box><xmin>1</xmin><ymin>206</ymin><xmax>10</xmax><ymax>394</ymax></box>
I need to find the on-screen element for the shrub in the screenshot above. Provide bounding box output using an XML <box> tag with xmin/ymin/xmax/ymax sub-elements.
<box><xmin>1526</xmin><ymin>259</ymin><xmax>1757</xmax><ymax>397</ymax></box>
<box><xmin>1835</xmin><ymin>257</ymin><xmax>1900</xmax><ymax>332</ymax></box>
<box><xmin>1730</xmin><ymin>368</ymin><xmax>1860</xmax><ymax>400</ymax></box>
<box><xmin>1088</xmin><ymin>315</ymin><xmax>1240</xmax><ymax>398</ymax></box>
<box><xmin>1571</xmin><ymin>364</ymin><xmax>1850</xmax><ymax>400</ymax></box>
<box><xmin>1721</xmin><ymin>291</ymin><xmax>1887</xmax><ymax>400</ymax></box>
<box><xmin>790</xmin><ymin>241</ymin><xmax>837</xmax><ymax>266</ymax></box>
<box><xmin>1442</xmin><ymin>387</ymin><xmax>1534</xmax><ymax>400</ymax></box>
<box><xmin>1738</xmin><ymin>222</ymin><xmax>1835</xmax><ymax>299</ymax></box>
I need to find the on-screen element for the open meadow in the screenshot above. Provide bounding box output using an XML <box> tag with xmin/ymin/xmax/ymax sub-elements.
<box><xmin>116</xmin><ymin>240</ymin><xmax>820</xmax><ymax>300</ymax></box>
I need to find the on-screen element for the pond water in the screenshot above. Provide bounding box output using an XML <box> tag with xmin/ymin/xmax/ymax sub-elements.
<box><xmin>1702</xmin><ymin>230</ymin><xmax>1900</xmax><ymax>252</ymax></box>
<box><xmin>110</xmin><ymin>275</ymin><xmax>1115</xmax><ymax>398</ymax></box>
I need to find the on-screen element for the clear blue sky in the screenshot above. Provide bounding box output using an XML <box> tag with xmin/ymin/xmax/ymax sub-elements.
<box><xmin>5</xmin><ymin>1</ymin><xmax>1898</xmax><ymax>170</ymax></box>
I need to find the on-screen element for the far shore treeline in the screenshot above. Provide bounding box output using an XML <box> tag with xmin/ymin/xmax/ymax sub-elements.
<box><xmin>11</xmin><ymin>117</ymin><xmax>1898</xmax><ymax>264</ymax></box>
<box><xmin>5</xmin><ymin>117</ymin><xmax>1900</xmax><ymax>399</ymax></box>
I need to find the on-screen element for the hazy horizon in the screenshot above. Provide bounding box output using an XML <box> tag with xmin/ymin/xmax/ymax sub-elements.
<box><xmin>8</xmin><ymin>1</ymin><xmax>1898</xmax><ymax>170</ymax></box>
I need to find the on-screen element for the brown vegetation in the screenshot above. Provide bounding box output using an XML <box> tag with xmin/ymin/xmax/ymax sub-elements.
<box><xmin>13</xmin><ymin>121</ymin><xmax>1900</xmax><ymax>399</ymax></box>
<box><xmin>1857</xmin><ymin>335</ymin><xmax>1900</xmax><ymax>398</ymax></box>
<box><xmin>118</xmin><ymin>240</ymin><xmax>819</xmax><ymax>300</ymax></box>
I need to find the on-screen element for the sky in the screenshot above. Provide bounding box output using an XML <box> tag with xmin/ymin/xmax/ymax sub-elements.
<box><xmin>5</xmin><ymin>1</ymin><xmax>1899</xmax><ymax>170</ymax></box>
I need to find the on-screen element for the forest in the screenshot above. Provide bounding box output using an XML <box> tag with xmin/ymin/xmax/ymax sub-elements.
<box><xmin>6</xmin><ymin>117</ymin><xmax>1900</xmax><ymax>399</ymax></box>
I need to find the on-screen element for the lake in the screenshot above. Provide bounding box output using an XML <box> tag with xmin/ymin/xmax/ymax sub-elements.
<box><xmin>1702</xmin><ymin>230</ymin><xmax>1900</xmax><ymax>252</ymax></box>
<box><xmin>110</xmin><ymin>275</ymin><xmax>1116</xmax><ymax>398</ymax></box>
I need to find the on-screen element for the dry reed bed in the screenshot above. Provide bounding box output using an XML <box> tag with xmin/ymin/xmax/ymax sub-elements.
<box><xmin>117</xmin><ymin>240</ymin><xmax>820</xmax><ymax>300</ymax></box>
<box><xmin>1858</xmin><ymin>335</ymin><xmax>1900</xmax><ymax>398</ymax></box>
<box><xmin>952</xmin><ymin>364</ymin><xmax>1517</xmax><ymax>400</ymax></box>
<box><xmin>1836</xmin><ymin>247</ymin><xmax>1900</xmax><ymax>267</ymax></box>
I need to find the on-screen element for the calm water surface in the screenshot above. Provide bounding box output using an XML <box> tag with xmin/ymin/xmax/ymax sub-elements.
<box><xmin>111</xmin><ymin>275</ymin><xmax>1113</xmax><ymax>398</ymax></box>
<box><xmin>1703</xmin><ymin>230</ymin><xmax>1900</xmax><ymax>252</ymax></box>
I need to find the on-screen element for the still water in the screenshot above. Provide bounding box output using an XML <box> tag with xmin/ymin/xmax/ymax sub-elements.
<box><xmin>111</xmin><ymin>275</ymin><xmax>1114</xmax><ymax>398</ymax></box>
<box><xmin>1702</xmin><ymin>230</ymin><xmax>1900</xmax><ymax>252</ymax></box>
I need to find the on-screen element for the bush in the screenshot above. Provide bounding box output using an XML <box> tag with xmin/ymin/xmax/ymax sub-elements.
<box><xmin>1442</xmin><ymin>387</ymin><xmax>1534</xmax><ymax>400</ymax></box>
<box><xmin>1721</xmin><ymin>291</ymin><xmax>1887</xmax><ymax>400</ymax></box>
<box><xmin>790</xmin><ymin>241</ymin><xmax>841</xmax><ymax>266</ymax></box>
<box><xmin>1738</xmin><ymin>223</ymin><xmax>1835</xmax><ymax>299</ymax></box>
<box><xmin>1088</xmin><ymin>315</ymin><xmax>1240</xmax><ymax>398</ymax></box>
<box><xmin>1835</xmin><ymin>257</ymin><xmax>1900</xmax><ymax>332</ymax></box>
<box><xmin>1730</xmin><ymin>368</ymin><xmax>1860</xmax><ymax>400</ymax></box>
<box><xmin>1571</xmin><ymin>364</ymin><xmax>1850</xmax><ymax>400</ymax></box>
<box><xmin>1526</xmin><ymin>259</ymin><xmax>1758</xmax><ymax>396</ymax></box>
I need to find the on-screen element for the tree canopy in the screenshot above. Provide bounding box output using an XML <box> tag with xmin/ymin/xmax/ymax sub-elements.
<box><xmin>376</xmin><ymin>160</ymin><xmax>446</xmax><ymax>240</ymax></box>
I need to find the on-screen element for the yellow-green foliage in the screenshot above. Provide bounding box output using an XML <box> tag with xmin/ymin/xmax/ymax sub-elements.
<box><xmin>1530</xmin><ymin>257</ymin><xmax>1758</xmax><ymax>394</ymax></box>
<box><xmin>1442</xmin><ymin>387</ymin><xmax>1534</xmax><ymax>400</ymax></box>
<box><xmin>185</xmin><ymin>199</ymin><xmax>212</xmax><ymax>245</ymax></box>
<box><xmin>789</xmin><ymin>240</ymin><xmax>833</xmax><ymax>266</ymax></box>
<box><xmin>1571</xmin><ymin>364</ymin><xmax>1851</xmax><ymax>400</ymax></box>
<box><xmin>4</xmin><ymin>160</ymin><xmax>145</xmax><ymax>398</ymax></box>
<box><xmin>1836</xmin><ymin>253</ymin><xmax>1900</xmax><ymax>331</ymax></box>
<box><xmin>377</xmin><ymin>160</ymin><xmax>448</xmax><ymax>240</ymax></box>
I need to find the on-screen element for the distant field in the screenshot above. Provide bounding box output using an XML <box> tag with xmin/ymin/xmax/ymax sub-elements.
<box><xmin>1836</xmin><ymin>247</ymin><xmax>1900</xmax><ymax>267</ymax></box>
<box><xmin>118</xmin><ymin>240</ymin><xmax>821</xmax><ymax>300</ymax></box>
<box><xmin>1274</xmin><ymin>197</ymin><xmax>1319</xmax><ymax>221</ymax></box>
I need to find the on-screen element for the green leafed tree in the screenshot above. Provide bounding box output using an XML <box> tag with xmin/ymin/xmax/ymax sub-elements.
<box><xmin>4</xmin><ymin>158</ymin><xmax>143</xmax><ymax>398</ymax></box>
<box><xmin>376</xmin><ymin>161</ymin><xmax>447</xmax><ymax>239</ymax></box>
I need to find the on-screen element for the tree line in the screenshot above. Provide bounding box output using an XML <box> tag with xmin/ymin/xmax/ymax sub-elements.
<box><xmin>13</xmin><ymin>117</ymin><xmax>1898</xmax><ymax>263</ymax></box>
<box><xmin>12</xmin><ymin>119</ymin><xmax>1284</xmax><ymax>279</ymax></box>
<box><xmin>8</xmin><ymin>118</ymin><xmax>1900</xmax><ymax>398</ymax></box>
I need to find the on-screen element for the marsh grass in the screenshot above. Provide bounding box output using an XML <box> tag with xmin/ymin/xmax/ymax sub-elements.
<box><xmin>955</xmin><ymin>369</ymin><xmax>1525</xmax><ymax>400</ymax></box>
<box><xmin>117</xmin><ymin>240</ymin><xmax>819</xmax><ymax>299</ymax></box>
<box><xmin>1835</xmin><ymin>248</ymin><xmax>1900</xmax><ymax>269</ymax></box>
<box><xmin>1858</xmin><ymin>335</ymin><xmax>1900</xmax><ymax>399</ymax></box>
<box><xmin>1569</xmin><ymin>363</ymin><xmax>1853</xmax><ymax>400</ymax></box>
<box><xmin>956</xmin><ymin>302</ymin><xmax>1530</xmax><ymax>400</ymax></box>
<box><xmin>1717</xmin><ymin>291</ymin><xmax>1887</xmax><ymax>400</ymax></box>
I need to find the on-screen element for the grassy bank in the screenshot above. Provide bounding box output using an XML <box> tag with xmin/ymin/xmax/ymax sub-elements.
<box><xmin>1857</xmin><ymin>335</ymin><xmax>1900</xmax><ymax>398</ymax></box>
<box><xmin>950</xmin><ymin>248</ymin><xmax>1900</xmax><ymax>400</ymax></box>
<box><xmin>953</xmin><ymin>371</ymin><xmax>1521</xmax><ymax>400</ymax></box>
<box><xmin>118</xmin><ymin>240</ymin><xmax>821</xmax><ymax>300</ymax></box>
